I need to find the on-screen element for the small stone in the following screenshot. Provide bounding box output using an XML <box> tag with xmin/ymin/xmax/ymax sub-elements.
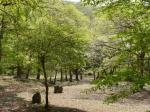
<box><xmin>54</xmin><ymin>86</ymin><xmax>63</xmax><ymax>93</ymax></box>
<box><xmin>32</xmin><ymin>92</ymin><xmax>41</xmax><ymax>104</ymax></box>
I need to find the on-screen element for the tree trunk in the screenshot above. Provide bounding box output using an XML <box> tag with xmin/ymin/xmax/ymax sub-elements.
<box><xmin>69</xmin><ymin>70</ymin><xmax>72</xmax><ymax>82</ymax></box>
<box><xmin>93</xmin><ymin>71</ymin><xmax>96</xmax><ymax>80</ymax></box>
<box><xmin>54</xmin><ymin>70</ymin><xmax>57</xmax><ymax>84</ymax></box>
<box><xmin>137</xmin><ymin>52</ymin><xmax>145</xmax><ymax>76</ymax></box>
<box><xmin>0</xmin><ymin>14</ymin><xmax>4</xmax><ymax>74</ymax></box>
<box><xmin>75</xmin><ymin>68</ymin><xmax>79</xmax><ymax>81</ymax></box>
<box><xmin>36</xmin><ymin>56</ymin><xmax>41</xmax><ymax>80</ymax></box>
<box><xmin>25</xmin><ymin>68</ymin><xmax>30</xmax><ymax>79</ymax></box>
<box><xmin>26</xmin><ymin>54</ymin><xmax>31</xmax><ymax>79</ymax></box>
<box><xmin>36</xmin><ymin>67</ymin><xmax>41</xmax><ymax>80</ymax></box>
<box><xmin>60</xmin><ymin>68</ymin><xmax>63</xmax><ymax>82</ymax></box>
<box><xmin>65</xmin><ymin>70</ymin><xmax>68</xmax><ymax>81</ymax></box>
<box><xmin>40</xmin><ymin>56</ymin><xmax>49</xmax><ymax>111</ymax></box>
<box><xmin>16</xmin><ymin>63</ymin><xmax>22</xmax><ymax>78</ymax></box>
<box><xmin>140</xmin><ymin>52</ymin><xmax>145</xmax><ymax>76</ymax></box>
<box><xmin>96</xmin><ymin>72</ymin><xmax>100</xmax><ymax>79</ymax></box>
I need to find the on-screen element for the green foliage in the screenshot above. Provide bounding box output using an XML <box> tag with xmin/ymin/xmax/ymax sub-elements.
<box><xmin>82</xmin><ymin>0</ymin><xmax>150</xmax><ymax>103</ymax></box>
<box><xmin>0</xmin><ymin>0</ymin><xmax>89</xmax><ymax>76</ymax></box>
<box><xmin>105</xmin><ymin>90</ymin><xmax>131</xmax><ymax>103</ymax></box>
<box><xmin>0</xmin><ymin>0</ymin><xmax>149</xmax><ymax>105</ymax></box>
<box><xmin>105</xmin><ymin>73</ymin><xmax>150</xmax><ymax>103</ymax></box>
<box><xmin>92</xmin><ymin>68</ymin><xmax>150</xmax><ymax>102</ymax></box>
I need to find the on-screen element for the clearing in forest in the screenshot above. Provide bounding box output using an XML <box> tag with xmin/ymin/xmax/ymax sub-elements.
<box><xmin>0</xmin><ymin>76</ymin><xmax>150</xmax><ymax>112</ymax></box>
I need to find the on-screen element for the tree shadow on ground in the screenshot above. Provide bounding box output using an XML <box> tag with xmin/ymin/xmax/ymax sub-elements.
<box><xmin>129</xmin><ymin>89</ymin><xmax>150</xmax><ymax>101</ymax></box>
<box><xmin>0</xmin><ymin>85</ymin><xmax>86</xmax><ymax>112</ymax></box>
<box><xmin>30</xmin><ymin>105</ymin><xmax>87</xmax><ymax>112</ymax></box>
<box><xmin>0</xmin><ymin>85</ymin><xmax>30</xmax><ymax>112</ymax></box>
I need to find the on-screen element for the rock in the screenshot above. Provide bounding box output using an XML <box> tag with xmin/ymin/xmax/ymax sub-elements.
<box><xmin>54</xmin><ymin>86</ymin><xmax>63</xmax><ymax>93</ymax></box>
<box><xmin>32</xmin><ymin>92</ymin><xmax>41</xmax><ymax>104</ymax></box>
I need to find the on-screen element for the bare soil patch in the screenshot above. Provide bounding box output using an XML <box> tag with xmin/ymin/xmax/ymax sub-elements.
<box><xmin>0</xmin><ymin>76</ymin><xmax>150</xmax><ymax>112</ymax></box>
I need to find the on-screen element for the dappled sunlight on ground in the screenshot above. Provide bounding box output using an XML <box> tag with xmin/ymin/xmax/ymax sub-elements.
<box><xmin>0</xmin><ymin>76</ymin><xmax>150</xmax><ymax>112</ymax></box>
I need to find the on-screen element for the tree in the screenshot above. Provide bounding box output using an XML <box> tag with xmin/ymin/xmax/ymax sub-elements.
<box><xmin>1</xmin><ymin>0</ymin><xmax>89</xmax><ymax>110</ymax></box>
<box><xmin>21</xmin><ymin>1</ymin><xmax>88</xmax><ymax>110</ymax></box>
<box><xmin>0</xmin><ymin>0</ymin><xmax>42</xmax><ymax>74</ymax></box>
<box><xmin>82</xmin><ymin>0</ymin><xmax>150</xmax><ymax>102</ymax></box>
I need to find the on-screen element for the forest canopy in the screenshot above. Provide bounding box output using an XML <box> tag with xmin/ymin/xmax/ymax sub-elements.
<box><xmin>0</xmin><ymin>0</ymin><xmax>150</xmax><ymax>111</ymax></box>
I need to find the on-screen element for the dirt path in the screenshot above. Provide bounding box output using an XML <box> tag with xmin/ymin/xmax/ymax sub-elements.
<box><xmin>0</xmin><ymin>76</ymin><xmax>150</xmax><ymax>112</ymax></box>
<box><xmin>48</xmin><ymin>84</ymin><xmax>150</xmax><ymax>112</ymax></box>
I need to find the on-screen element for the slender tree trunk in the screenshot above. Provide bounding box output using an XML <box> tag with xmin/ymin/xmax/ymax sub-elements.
<box><xmin>26</xmin><ymin>54</ymin><xmax>31</xmax><ymax>79</ymax></box>
<box><xmin>16</xmin><ymin>63</ymin><xmax>21</xmax><ymax>78</ymax></box>
<box><xmin>65</xmin><ymin>70</ymin><xmax>68</xmax><ymax>81</ymax></box>
<box><xmin>54</xmin><ymin>70</ymin><xmax>57</xmax><ymax>84</ymax></box>
<box><xmin>93</xmin><ymin>71</ymin><xmax>96</xmax><ymax>80</ymax></box>
<box><xmin>69</xmin><ymin>70</ymin><xmax>72</xmax><ymax>82</ymax></box>
<box><xmin>96</xmin><ymin>72</ymin><xmax>100</xmax><ymax>79</ymax></box>
<box><xmin>138</xmin><ymin>39</ymin><xmax>145</xmax><ymax>76</ymax></box>
<box><xmin>25</xmin><ymin>68</ymin><xmax>30</xmax><ymax>79</ymax></box>
<box><xmin>140</xmin><ymin>52</ymin><xmax>145</xmax><ymax>76</ymax></box>
<box><xmin>0</xmin><ymin>14</ymin><xmax>4</xmax><ymax>74</ymax></box>
<box><xmin>26</xmin><ymin>72</ymin><xmax>29</xmax><ymax>79</ymax></box>
<box><xmin>137</xmin><ymin>52</ymin><xmax>145</xmax><ymax>76</ymax></box>
<box><xmin>75</xmin><ymin>68</ymin><xmax>79</xmax><ymax>81</ymax></box>
<box><xmin>36</xmin><ymin>56</ymin><xmax>41</xmax><ymax>80</ymax></box>
<box><xmin>60</xmin><ymin>68</ymin><xmax>63</xmax><ymax>82</ymax></box>
<box><xmin>36</xmin><ymin>67</ymin><xmax>41</xmax><ymax>80</ymax></box>
<box><xmin>40</xmin><ymin>56</ymin><xmax>49</xmax><ymax>111</ymax></box>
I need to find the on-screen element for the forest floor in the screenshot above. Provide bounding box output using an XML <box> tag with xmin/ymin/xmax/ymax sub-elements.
<box><xmin>0</xmin><ymin>76</ymin><xmax>150</xmax><ymax>112</ymax></box>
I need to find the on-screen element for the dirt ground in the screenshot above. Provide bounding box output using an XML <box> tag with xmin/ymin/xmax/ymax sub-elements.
<box><xmin>0</xmin><ymin>76</ymin><xmax>150</xmax><ymax>112</ymax></box>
